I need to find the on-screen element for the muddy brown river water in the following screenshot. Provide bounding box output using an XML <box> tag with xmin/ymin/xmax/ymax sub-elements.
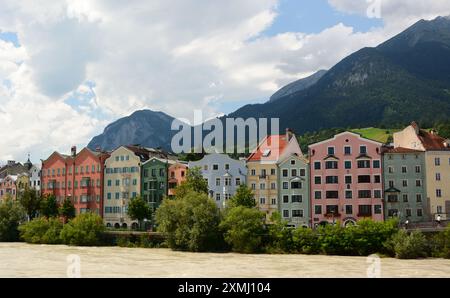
<box><xmin>0</xmin><ymin>243</ymin><xmax>449</xmax><ymax>278</ymax></box>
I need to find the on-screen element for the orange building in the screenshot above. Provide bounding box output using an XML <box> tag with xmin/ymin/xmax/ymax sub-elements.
<box><xmin>41</xmin><ymin>146</ymin><xmax>110</xmax><ymax>216</ymax></box>
<box><xmin>168</xmin><ymin>162</ymin><xmax>188</xmax><ymax>197</ymax></box>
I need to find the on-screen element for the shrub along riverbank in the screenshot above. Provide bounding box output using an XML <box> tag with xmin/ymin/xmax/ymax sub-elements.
<box><xmin>1</xmin><ymin>168</ymin><xmax>449</xmax><ymax>259</ymax></box>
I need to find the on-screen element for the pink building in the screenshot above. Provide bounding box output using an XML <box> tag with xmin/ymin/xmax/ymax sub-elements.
<box><xmin>309</xmin><ymin>132</ymin><xmax>384</xmax><ymax>226</ymax></box>
<box><xmin>168</xmin><ymin>162</ymin><xmax>188</xmax><ymax>197</ymax></box>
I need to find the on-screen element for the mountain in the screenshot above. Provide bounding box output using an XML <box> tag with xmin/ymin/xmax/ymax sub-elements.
<box><xmin>269</xmin><ymin>70</ymin><xmax>327</xmax><ymax>102</ymax></box>
<box><xmin>228</xmin><ymin>16</ymin><xmax>450</xmax><ymax>133</ymax></box>
<box><xmin>88</xmin><ymin>110</ymin><xmax>177</xmax><ymax>152</ymax></box>
<box><xmin>88</xmin><ymin>16</ymin><xmax>450</xmax><ymax>151</ymax></box>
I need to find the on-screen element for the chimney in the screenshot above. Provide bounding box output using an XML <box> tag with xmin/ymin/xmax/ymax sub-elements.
<box><xmin>411</xmin><ymin>121</ymin><xmax>419</xmax><ymax>135</ymax></box>
<box><xmin>71</xmin><ymin>146</ymin><xmax>77</xmax><ymax>157</ymax></box>
<box><xmin>430</xmin><ymin>129</ymin><xmax>437</xmax><ymax>135</ymax></box>
<box><xmin>286</xmin><ymin>128</ymin><xmax>294</xmax><ymax>141</ymax></box>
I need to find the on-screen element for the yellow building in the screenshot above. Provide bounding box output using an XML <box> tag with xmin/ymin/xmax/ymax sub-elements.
<box><xmin>394</xmin><ymin>122</ymin><xmax>450</xmax><ymax>220</ymax></box>
<box><xmin>246</xmin><ymin>130</ymin><xmax>303</xmax><ymax>220</ymax></box>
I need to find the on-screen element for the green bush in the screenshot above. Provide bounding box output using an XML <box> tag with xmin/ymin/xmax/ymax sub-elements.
<box><xmin>60</xmin><ymin>213</ymin><xmax>105</xmax><ymax>246</ymax></box>
<box><xmin>432</xmin><ymin>225</ymin><xmax>450</xmax><ymax>259</ymax></box>
<box><xmin>19</xmin><ymin>217</ymin><xmax>63</xmax><ymax>244</ymax></box>
<box><xmin>0</xmin><ymin>197</ymin><xmax>26</xmax><ymax>242</ymax></box>
<box><xmin>219</xmin><ymin>206</ymin><xmax>265</xmax><ymax>253</ymax></box>
<box><xmin>156</xmin><ymin>190</ymin><xmax>222</xmax><ymax>252</ymax></box>
<box><xmin>291</xmin><ymin>227</ymin><xmax>319</xmax><ymax>254</ymax></box>
<box><xmin>385</xmin><ymin>230</ymin><xmax>429</xmax><ymax>259</ymax></box>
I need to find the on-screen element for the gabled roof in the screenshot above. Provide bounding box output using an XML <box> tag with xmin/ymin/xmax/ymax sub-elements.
<box><xmin>418</xmin><ymin>130</ymin><xmax>450</xmax><ymax>151</ymax></box>
<box><xmin>247</xmin><ymin>135</ymin><xmax>289</xmax><ymax>162</ymax></box>
<box><xmin>309</xmin><ymin>131</ymin><xmax>383</xmax><ymax>148</ymax></box>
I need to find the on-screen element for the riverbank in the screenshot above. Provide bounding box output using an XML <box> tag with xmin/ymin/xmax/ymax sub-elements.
<box><xmin>1</xmin><ymin>243</ymin><xmax>449</xmax><ymax>278</ymax></box>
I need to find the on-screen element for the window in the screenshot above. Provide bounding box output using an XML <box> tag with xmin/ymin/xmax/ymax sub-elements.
<box><xmin>325</xmin><ymin>176</ymin><xmax>338</xmax><ymax>184</ymax></box>
<box><xmin>388</xmin><ymin>209</ymin><xmax>398</xmax><ymax>217</ymax></box>
<box><xmin>120</xmin><ymin>155</ymin><xmax>124</xmax><ymax>161</ymax></box>
<box><xmin>215</xmin><ymin>193</ymin><xmax>221</xmax><ymax>201</ymax></box>
<box><xmin>292</xmin><ymin>195</ymin><xmax>302</xmax><ymax>203</ymax></box>
<box><xmin>251</xmin><ymin>183</ymin><xmax>256</xmax><ymax>190</ymax></box>
<box><xmin>261</xmin><ymin>169</ymin><xmax>267</xmax><ymax>177</ymax></box>
<box><xmin>358</xmin><ymin>205</ymin><xmax>372</xmax><ymax>216</ymax></box>
<box><xmin>283</xmin><ymin>182</ymin><xmax>289</xmax><ymax>189</ymax></box>
<box><xmin>314</xmin><ymin>176</ymin><xmax>321</xmax><ymax>185</ymax></box>
<box><xmin>406</xmin><ymin>209</ymin><xmax>412</xmax><ymax>217</ymax></box>
<box><xmin>357</xmin><ymin>160</ymin><xmax>371</xmax><ymax>168</ymax></box>
<box><xmin>402</xmin><ymin>180</ymin><xmax>408</xmax><ymax>187</ymax></box>
<box><xmin>402</xmin><ymin>166</ymin><xmax>407</xmax><ymax>173</ymax></box>
<box><xmin>260</xmin><ymin>183</ymin><xmax>265</xmax><ymax>190</ymax></box>
<box><xmin>344</xmin><ymin>161</ymin><xmax>352</xmax><ymax>169</ymax></box>
<box><xmin>326</xmin><ymin>205</ymin><xmax>339</xmax><ymax>215</ymax></box>
<box><xmin>291</xmin><ymin>169</ymin><xmax>297</xmax><ymax>177</ymax></box>
<box><xmin>345</xmin><ymin>205</ymin><xmax>353</xmax><ymax>215</ymax></box>
<box><xmin>389</xmin><ymin>180</ymin><xmax>394</xmax><ymax>188</ymax></box>
<box><xmin>215</xmin><ymin>178</ymin><xmax>220</xmax><ymax>186</ymax></box>
<box><xmin>259</xmin><ymin>198</ymin><xmax>266</xmax><ymax>205</ymax></box>
<box><xmin>436</xmin><ymin>189</ymin><xmax>442</xmax><ymax>197</ymax></box>
<box><xmin>235</xmin><ymin>178</ymin><xmax>241</xmax><ymax>186</ymax></box>
<box><xmin>115</xmin><ymin>156</ymin><xmax>119</xmax><ymax>162</ymax></box>
<box><xmin>374</xmin><ymin>190</ymin><xmax>382</xmax><ymax>199</ymax></box>
<box><xmin>325</xmin><ymin>161</ymin><xmax>338</xmax><ymax>169</ymax></box>
<box><xmin>300</xmin><ymin>169</ymin><xmax>306</xmax><ymax>177</ymax></box>
<box><xmin>132</xmin><ymin>179</ymin><xmax>137</xmax><ymax>186</ymax></box>
<box><xmin>292</xmin><ymin>210</ymin><xmax>303</xmax><ymax>218</ymax></box>
<box><xmin>290</xmin><ymin>159</ymin><xmax>296</xmax><ymax>165</ymax></box>
<box><xmin>107</xmin><ymin>193</ymin><xmax>112</xmax><ymax>200</ymax></box>
<box><xmin>315</xmin><ymin>205</ymin><xmax>322</xmax><ymax>215</ymax></box>
<box><xmin>314</xmin><ymin>162</ymin><xmax>321</xmax><ymax>170</ymax></box>
<box><xmin>283</xmin><ymin>195</ymin><xmax>289</xmax><ymax>203</ymax></box>
<box><xmin>213</xmin><ymin>164</ymin><xmax>219</xmax><ymax>170</ymax></box>
<box><xmin>415</xmin><ymin>166</ymin><xmax>421</xmax><ymax>173</ymax></box>
<box><xmin>107</xmin><ymin>180</ymin><xmax>112</xmax><ymax>186</ymax></box>
<box><xmin>436</xmin><ymin>173</ymin><xmax>441</xmax><ymax>181</ymax></box>
<box><xmin>374</xmin><ymin>205</ymin><xmax>382</xmax><ymax>214</ymax></box>
<box><xmin>291</xmin><ymin>181</ymin><xmax>301</xmax><ymax>189</ymax></box>
<box><xmin>416</xmin><ymin>180</ymin><xmax>422</xmax><ymax>187</ymax></box>
<box><xmin>435</xmin><ymin>158</ymin><xmax>441</xmax><ymax>166</ymax></box>
<box><xmin>403</xmin><ymin>194</ymin><xmax>409</xmax><ymax>202</ymax></box>
<box><xmin>344</xmin><ymin>146</ymin><xmax>351</xmax><ymax>155</ymax></box>
<box><xmin>283</xmin><ymin>210</ymin><xmax>289</xmax><ymax>218</ymax></box>
<box><xmin>270</xmin><ymin>182</ymin><xmax>276</xmax><ymax>190</ymax></box>
<box><xmin>374</xmin><ymin>175</ymin><xmax>381</xmax><ymax>183</ymax></box>
<box><xmin>225</xmin><ymin>164</ymin><xmax>230</xmax><ymax>170</ymax></box>
<box><xmin>282</xmin><ymin>169</ymin><xmax>288</xmax><ymax>177</ymax></box>
<box><xmin>358</xmin><ymin>190</ymin><xmax>371</xmax><ymax>198</ymax></box>
<box><xmin>360</xmin><ymin>146</ymin><xmax>367</xmax><ymax>154</ymax></box>
<box><xmin>115</xmin><ymin>180</ymin><xmax>120</xmax><ymax>186</ymax></box>
<box><xmin>314</xmin><ymin>191</ymin><xmax>322</xmax><ymax>200</ymax></box>
<box><xmin>271</xmin><ymin>169</ymin><xmax>276</xmax><ymax>175</ymax></box>
<box><xmin>416</xmin><ymin>194</ymin><xmax>422</xmax><ymax>203</ymax></box>
<box><xmin>251</xmin><ymin>169</ymin><xmax>256</xmax><ymax>176</ymax></box>
<box><xmin>358</xmin><ymin>175</ymin><xmax>371</xmax><ymax>183</ymax></box>
<box><xmin>345</xmin><ymin>191</ymin><xmax>353</xmax><ymax>199</ymax></box>
<box><xmin>388</xmin><ymin>166</ymin><xmax>394</xmax><ymax>174</ymax></box>
<box><xmin>204</xmin><ymin>165</ymin><xmax>208</xmax><ymax>171</ymax></box>
<box><xmin>327</xmin><ymin>147</ymin><xmax>335</xmax><ymax>155</ymax></box>
<box><xmin>387</xmin><ymin>195</ymin><xmax>398</xmax><ymax>203</ymax></box>
<box><xmin>417</xmin><ymin>209</ymin><xmax>423</xmax><ymax>217</ymax></box>
<box><xmin>326</xmin><ymin>191</ymin><xmax>339</xmax><ymax>199</ymax></box>
<box><xmin>373</xmin><ymin>160</ymin><xmax>381</xmax><ymax>169</ymax></box>
<box><xmin>271</xmin><ymin>198</ymin><xmax>276</xmax><ymax>205</ymax></box>
<box><xmin>437</xmin><ymin>206</ymin><xmax>443</xmax><ymax>214</ymax></box>
<box><xmin>115</xmin><ymin>192</ymin><xmax>120</xmax><ymax>199</ymax></box>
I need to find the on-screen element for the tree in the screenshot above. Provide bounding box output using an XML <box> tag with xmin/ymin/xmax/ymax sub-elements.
<box><xmin>219</xmin><ymin>206</ymin><xmax>265</xmax><ymax>253</ymax></box>
<box><xmin>0</xmin><ymin>195</ymin><xmax>26</xmax><ymax>242</ymax></box>
<box><xmin>59</xmin><ymin>197</ymin><xmax>76</xmax><ymax>223</ymax></box>
<box><xmin>175</xmin><ymin>167</ymin><xmax>208</xmax><ymax>198</ymax></box>
<box><xmin>19</xmin><ymin>217</ymin><xmax>63</xmax><ymax>244</ymax></box>
<box><xmin>40</xmin><ymin>194</ymin><xmax>59</xmax><ymax>218</ymax></box>
<box><xmin>60</xmin><ymin>213</ymin><xmax>105</xmax><ymax>246</ymax></box>
<box><xmin>156</xmin><ymin>190</ymin><xmax>222</xmax><ymax>252</ymax></box>
<box><xmin>229</xmin><ymin>185</ymin><xmax>256</xmax><ymax>208</ymax></box>
<box><xmin>127</xmin><ymin>196</ymin><xmax>152</xmax><ymax>230</ymax></box>
<box><xmin>18</xmin><ymin>187</ymin><xmax>41</xmax><ymax>220</ymax></box>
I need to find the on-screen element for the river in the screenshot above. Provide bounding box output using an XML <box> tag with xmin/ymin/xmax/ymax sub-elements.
<box><xmin>0</xmin><ymin>243</ymin><xmax>449</xmax><ymax>278</ymax></box>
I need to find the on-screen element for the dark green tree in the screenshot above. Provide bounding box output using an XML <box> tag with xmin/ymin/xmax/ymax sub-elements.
<box><xmin>229</xmin><ymin>185</ymin><xmax>256</xmax><ymax>208</ymax></box>
<box><xmin>0</xmin><ymin>195</ymin><xmax>26</xmax><ymax>241</ymax></box>
<box><xmin>59</xmin><ymin>197</ymin><xmax>76</xmax><ymax>223</ymax></box>
<box><xmin>40</xmin><ymin>194</ymin><xmax>59</xmax><ymax>218</ymax></box>
<box><xmin>18</xmin><ymin>187</ymin><xmax>41</xmax><ymax>220</ymax></box>
<box><xmin>127</xmin><ymin>196</ymin><xmax>152</xmax><ymax>230</ymax></box>
<box><xmin>175</xmin><ymin>167</ymin><xmax>208</xmax><ymax>198</ymax></box>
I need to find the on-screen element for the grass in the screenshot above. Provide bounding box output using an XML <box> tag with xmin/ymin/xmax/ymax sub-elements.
<box><xmin>351</xmin><ymin>128</ymin><xmax>401</xmax><ymax>143</ymax></box>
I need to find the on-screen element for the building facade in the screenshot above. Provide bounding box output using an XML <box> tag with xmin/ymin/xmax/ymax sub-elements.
<box><xmin>189</xmin><ymin>153</ymin><xmax>247</xmax><ymax>209</ymax></box>
<box><xmin>383</xmin><ymin>148</ymin><xmax>429</xmax><ymax>223</ymax></box>
<box><xmin>141</xmin><ymin>157</ymin><xmax>169</xmax><ymax>212</ymax></box>
<box><xmin>394</xmin><ymin>122</ymin><xmax>450</xmax><ymax>220</ymax></box>
<box><xmin>28</xmin><ymin>164</ymin><xmax>41</xmax><ymax>191</ymax></box>
<box><xmin>247</xmin><ymin>130</ymin><xmax>303</xmax><ymax>220</ymax></box>
<box><xmin>103</xmin><ymin>146</ymin><xmax>149</xmax><ymax>229</ymax></box>
<box><xmin>41</xmin><ymin>147</ymin><xmax>109</xmax><ymax>215</ymax></box>
<box><xmin>168</xmin><ymin>162</ymin><xmax>188</xmax><ymax>197</ymax></box>
<box><xmin>278</xmin><ymin>154</ymin><xmax>310</xmax><ymax>227</ymax></box>
<box><xmin>309</xmin><ymin>132</ymin><xmax>384</xmax><ymax>226</ymax></box>
<box><xmin>0</xmin><ymin>175</ymin><xmax>17</xmax><ymax>200</ymax></box>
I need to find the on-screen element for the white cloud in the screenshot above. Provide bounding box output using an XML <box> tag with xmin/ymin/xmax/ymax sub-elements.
<box><xmin>1</xmin><ymin>0</ymin><xmax>450</xmax><ymax>162</ymax></box>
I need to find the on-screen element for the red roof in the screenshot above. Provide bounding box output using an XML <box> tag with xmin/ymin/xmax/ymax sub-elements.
<box><xmin>247</xmin><ymin>135</ymin><xmax>289</xmax><ymax>162</ymax></box>
<box><xmin>418</xmin><ymin>130</ymin><xmax>450</xmax><ymax>150</ymax></box>
<box><xmin>385</xmin><ymin>147</ymin><xmax>424</xmax><ymax>154</ymax></box>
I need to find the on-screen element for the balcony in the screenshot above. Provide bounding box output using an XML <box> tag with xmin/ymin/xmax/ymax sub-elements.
<box><xmin>259</xmin><ymin>175</ymin><xmax>267</xmax><ymax>179</ymax></box>
<box><xmin>324</xmin><ymin>212</ymin><xmax>341</xmax><ymax>218</ymax></box>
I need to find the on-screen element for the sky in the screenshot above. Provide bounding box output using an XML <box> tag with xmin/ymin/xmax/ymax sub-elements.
<box><xmin>1</xmin><ymin>0</ymin><xmax>450</xmax><ymax>163</ymax></box>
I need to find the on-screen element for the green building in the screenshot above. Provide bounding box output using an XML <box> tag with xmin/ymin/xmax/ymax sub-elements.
<box><xmin>278</xmin><ymin>154</ymin><xmax>310</xmax><ymax>227</ymax></box>
<box><xmin>383</xmin><ymin>148</ymin><xmax>429</xmax><ymax>223</ymax></box>
<box><xmin>141</xmin><ymin>157</ymin><xmax>169</xmax><ymax>212</ymax></box>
